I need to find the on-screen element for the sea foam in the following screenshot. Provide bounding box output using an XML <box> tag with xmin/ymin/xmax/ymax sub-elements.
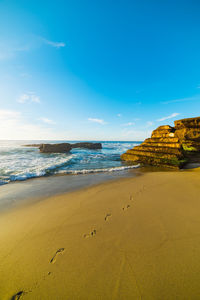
<box><xmin>0</xmin><ymin>140</ymin><xmax>141</xmax><ymax>185</ymax></box>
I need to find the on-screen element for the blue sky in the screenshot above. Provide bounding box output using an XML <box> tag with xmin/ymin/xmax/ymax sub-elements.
<box><xmin>0</xmin><ymin>0</ymin><xmax>200</xmax><ymax>140</ymax></box>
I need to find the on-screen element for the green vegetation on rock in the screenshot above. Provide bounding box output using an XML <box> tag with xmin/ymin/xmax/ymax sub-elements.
<box><xmin>121</xmin><ymin>116</ymin><xmax>200</xmax><ymax>169</ymax></box>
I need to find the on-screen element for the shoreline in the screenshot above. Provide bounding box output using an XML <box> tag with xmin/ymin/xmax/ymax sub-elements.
<box><xmin>1</xmin><ymin>168</ymin><xmax>200</xmax><ymax>299</ymax></box>
<box><xmin>0</xmin><ymin>140</ymin><xmax>141</xmax><ymax>189</ymax></box>
<box><xmin>0</xmin><ymin>168</ymin><xmax>141</xmax><ymax>213</ymax></box>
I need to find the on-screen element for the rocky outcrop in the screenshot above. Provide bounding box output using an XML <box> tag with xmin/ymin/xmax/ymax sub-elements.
<box><xmin>71</xmin><ymin>142</ymin><xmax>102</xmax><ymax>149</ymax></box>
<box><xmin>23</xmin><ymin>144</ymin><xmax>42</xmax><ymax>147</ymax></box>
<box><xmin>121</xmin><ymin>117</ymin><xmax>200</xmax><ymax>168</ymax></box>
<box><xmin>37</xmin><ymin>142</ymin><xmax>102</xmax><ymax>153</ymax></box>
<box><xmin>39</xmin><ymin>143</ymin><xmax>72</xmax><ymax>153</ymax></box>
<box><xmin>174</xmin><ymin>117</ymin><xmax>200</xmax><ymax>153</ymax></box>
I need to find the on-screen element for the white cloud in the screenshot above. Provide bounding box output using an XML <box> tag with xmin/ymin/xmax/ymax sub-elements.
<box><xmin>121</xmin><ymin>122</ymin><xmax>135</xmax><ymax>126</ymax></box>
<box><xmin>157</xmin><ymin>113</ymin><xmax>180</xmax><ymax>122</ymax></box>
<box><xmin>88</xmin><ymin>118</ymin><xmax>106</xmax><ymax>125</ymax></box>
<box><xmin>39</xmin><ymin>117</ymin><xmax>56</xmax><ymax>125</ymax></box>
<box><xmin>17</xmin><ymin>93</ymin><xmax>40</xmax><ymax>104</ymax></box>
<box><xmin>0</xmin><ymin>109</ymin><xmax>67</xmax><ymax>140</ymax></box>
<box><xmin>0</xmin><ymin>109</ymin><xmax>152</xmax><ymax>141</ymax></box>
<box><xmin>117</xmin><ymin>114</ymin><xmax>121</xmax><ymax>117</ymax></box>
<box><xmin>161</xmin><ymin>95</ymin><xmax>200</xmax><ymax>104</ymax></box>
<box><xmin>41</xmin><ymin>38</ymin><xmax>66</xmax><ymax>48</ymax></box>
<box><xmin>0</xmin><ymin>35</ymin><xmax>65</xmax><ymax>61</ymax></box>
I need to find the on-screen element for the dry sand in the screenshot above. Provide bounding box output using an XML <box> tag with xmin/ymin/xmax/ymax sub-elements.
<box><xmin>0</xmin><ymin>169</ymin><xmax>200</xmax><ymax>299</ymax></box>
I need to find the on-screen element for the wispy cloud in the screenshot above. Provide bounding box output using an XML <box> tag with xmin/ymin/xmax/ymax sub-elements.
<box><xmin>39</xmin><ymin>117</ymin><xmax>56</xmax><ymax>125</ymax></box>
<box><xmin>17</xmin><ymin>93</ymin><xmax>40</xmax><ymax>104</ymax></box>
<box><xmin>157</xmin><ymin>113</ymin><xmax>180</xmax><ymax>122</ymax></box>
<box><xmin>161</xmin><ymin>95</ymin><xmax>200</xmax><ymax>104</ymax></box>
<box><xmin>121</xmin><ymin>122</ymin><xmax>135</xmax><ymax>126</ymax></box>
<box><xmin>0</xmin><ymin>36</ymin><xmax>65</xmax><ymax>61</ymax></box>
<box><xmin>41</xmin><ymin>38</ymin><xmax>66</xmax><ymax>48</ymax></box>
<box><xmin>117</xmin><ymin>114</ymin><xmax>121</xmax><ymax>117</ymax></box>
<box><xmin>88</xmin><ymin>118</ymin><xmax>106</xmax><ymax>125</ymax></box>
<box><xmin>0</xmin><ymin>43</ymin><xmax>30</xmax><ymax>60</ymax></box>
<box><xmin>0</xmin><ymin>109</ymin><xmax>67</xmax><ymax>140</ymax></box>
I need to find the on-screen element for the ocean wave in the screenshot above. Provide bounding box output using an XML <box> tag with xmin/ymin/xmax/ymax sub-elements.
<box><xmin>0</xmin><ymin>154</ymin><xmax>75</xmax><ymax>184</ymax></box>
<box><xmin>57</xmin><ymin>164</ymin><xmax>140</xmax><ymax>175</ymax></box>
<box><xmin>0</xmin><ymin>140</ymin><xmax>141</xmax><ymax>185</ymax></box>
<box><xmin>0</xmin><ymin>164</ymin><xmax>140</xmax><ymax>185</ymax></box>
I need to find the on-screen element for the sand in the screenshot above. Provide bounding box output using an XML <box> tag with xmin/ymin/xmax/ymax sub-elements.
<box><xmin>1</xmin><ymin>169</ymin><xmax>200</xmax><ymax>299</ymax></box>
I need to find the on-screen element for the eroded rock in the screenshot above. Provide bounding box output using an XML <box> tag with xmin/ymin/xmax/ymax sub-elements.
<box><xmin>37</xmin><ymin>142</ymin><xmax>102</xmax><ymax>153</ymax></box>
<box><xmin>39</xmin><ymin>143</ymin><xmax>72</xmax><ymax>153</ymax></box>
<box><xmin>71</xmin><ymin>142</ymin><xmax>102</xmax><ymax>149</ymax></box>
<box><xmin>121</xmin><ymin>116</ymin><xmax>200</xmax><ymax>168</ymax></box>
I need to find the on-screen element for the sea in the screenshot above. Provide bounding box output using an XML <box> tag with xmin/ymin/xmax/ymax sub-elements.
<box><xmin>0</xmin><ymin>140</ymin><xmax>141</xmax><ymax>186</ymax></box>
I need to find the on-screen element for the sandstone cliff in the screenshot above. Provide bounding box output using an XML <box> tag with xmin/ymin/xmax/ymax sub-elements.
<box><xmin>121</xmin><ymin>117</ymin><xmax>200</xmax><ymax>168</ymax></box>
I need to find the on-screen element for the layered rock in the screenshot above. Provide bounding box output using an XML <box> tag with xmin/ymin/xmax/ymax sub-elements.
<box><xmin>174</xmin><ymin>117</ymin><xmax>200</xmax><ymax>153</ymax></box>
<box><xmin>121</xmin><ymin>117</ymin><xmax>200</xmax><ymax>168</ymax></box>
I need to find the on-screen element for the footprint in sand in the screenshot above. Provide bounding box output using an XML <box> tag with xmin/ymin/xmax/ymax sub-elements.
<box><xmin>50</xmin><ymin>248</ymin><xmax>65</xmax><ymax>264</ymax></box>
<box><xmin>11</xmin><ymin>291</ymin><xmax>25</xmax><ymax>300</ymax></box>
<box><xmin>83</xmin><ymin>229</ymin><xmax>97</xmax><ymax>238</ymax></box>
<box><xmin>105</xmin><ymin>213</ymin><xmax>112</xmax><ymax>221</ymax></box>
<box><xmin>122</xmin><ymin>204</ymin><xmax>130</xmax><ymax>211</ymax></box>
<box><xmin>11</xmin><ymin>271</ymin><xmax>53</xmax><ymax>299</ymax></box>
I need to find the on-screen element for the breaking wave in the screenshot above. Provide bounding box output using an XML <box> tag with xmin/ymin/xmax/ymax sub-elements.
<box><xmin>0</xmin><ymin>140</ymin><xmax>141</xmax><ymax>185</ymax></box>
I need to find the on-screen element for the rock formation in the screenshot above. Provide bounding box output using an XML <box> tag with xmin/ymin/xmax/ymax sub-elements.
<box><xmin>71</xmin><ymin>142</ymin><xmax>102</xmax><ymax>150</ymax></box>
<box><xmin>39</xmin><ymin>143</ymin><xmax>72</xmax><ymax>153</ymax></box>
<box><xmin>36</xmin><ymin>142</ymin><xmax>102</xmax><ymax>153</ymax></box>
<box><xmin>121</xmin><ymin>117</ymin><xmax>200</xmax><ymax>168</ymax></box>
<box><xmin>23</xmin><ymin>144</ymin><xmax>42</xmax><ymax>147</ymax></box>
<box><xmin>174</xmin><ymin>117</ymin><xmax>200</xmax><ymax>152</ymax></box>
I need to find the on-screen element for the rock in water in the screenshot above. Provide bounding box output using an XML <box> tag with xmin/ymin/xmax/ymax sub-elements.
<box><xmin>121</xmin><ymin>117</ymin><xmax>200</xmax><ymax>168</ymax></box>
<box><xmin>38</xmin><ymin>142</ymin><xmax>102</xmax><ymax>153</ymax></box>
<box><xmin>71</xmin><ymin>142</ymin><xmax>102</xmax><ymax>149</ymax></box>
<box><xmin>39</xmin><ymin>143</ymin><xmax>72</xmax><ymax>153</ymax></box>
<box><xmin>23</xmin><ymin>144</ymin><xmax>42</xmax><ymax>147</ymax></box>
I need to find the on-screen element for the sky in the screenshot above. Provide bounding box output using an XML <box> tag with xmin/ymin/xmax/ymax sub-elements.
<box><xmin>0</xmin><ymin>0</ymin><xmax>200</xmax><ymax>140</ymax></box>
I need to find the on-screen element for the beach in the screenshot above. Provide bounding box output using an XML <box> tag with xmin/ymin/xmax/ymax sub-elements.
<box><xmin>1</xmin><ymin>0</ymin><xmax>199</xmax><ymax>298</ymax></box>
<box><xmin>1</xmin><ymin>169</ymin><xmax>200</xmax><ymax>299</ymax></box>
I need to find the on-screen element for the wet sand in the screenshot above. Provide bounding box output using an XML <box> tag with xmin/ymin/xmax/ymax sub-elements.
<box><xmin>0</xmin><ymin>169</ymin><xmax>138</xmax><ymax>212</ymax></box>
<box><xmin>0</xmin><ymin>169</ymin><xmax>200</xmax><ymax>299</ymax></box>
